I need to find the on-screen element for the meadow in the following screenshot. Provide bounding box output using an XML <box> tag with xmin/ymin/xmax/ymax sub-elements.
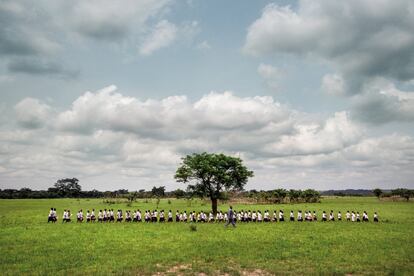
<box><xmin>0</xmin><ymin>197</ymin><xmax>413</xmax><ymax>275</ymax></box>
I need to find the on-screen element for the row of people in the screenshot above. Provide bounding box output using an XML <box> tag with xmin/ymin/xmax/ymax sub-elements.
<box><xmin>48</xmin><ymin>208</ymin><xmax>379</xmax><ymax>223</ymax></box>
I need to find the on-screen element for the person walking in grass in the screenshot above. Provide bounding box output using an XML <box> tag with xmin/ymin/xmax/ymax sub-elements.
<box><xmin>225</xmin><ymin>206</ymin><xmax>236</xmax><ymax>227</ymax></box>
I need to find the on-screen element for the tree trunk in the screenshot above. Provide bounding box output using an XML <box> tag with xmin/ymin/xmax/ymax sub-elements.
<box><xmin>211</xmin><ymin>197</ymin><xmax>218</xmax><ymax>215</ymax></box>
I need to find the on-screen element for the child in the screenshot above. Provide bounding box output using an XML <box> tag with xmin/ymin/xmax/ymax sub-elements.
<box><xmin>362</xmin><ymin>211</ymin><xmax>369</xmax><ymax>222</ymax></box>
<box><xmin>86</xmin><ymin>210</ymin><xmax>91</xmax><ymax>222</ymax></box>
<box><xmin>159</xmin><ymin>210</ymin><xmax>165</xmax><ymax>222</ymax></box>
<box><xmin>337</xmin><ymin>211</ymin><xmax>342</xmax><ymax>221</ymax></box>
<box><xmin>125</xmin><ymin>210</ymin><xmax>132</xmax><ymax>222</ymax></box>
<box><xmin>152</xmin><ymin>210</ymin><xmax>158</xmax><ymax>223</ymax></box>
<box><xmin>135</xmin><ymin>209</ymin><xmax>142</xmax><ymax>222</ymax></box>
<box><xmin>62</xmin><ymin>209</ymin><xmax>67</xmax><ymax>223</ymax></box>
<box><xmin>209</xmin><ymin>212</ymin><xmax>215</xmax><ymax>222</ymax></box>
<box><xmin>272</xmin><ymin>210</ymin><xmax>278</xmax><ymax>222</ymax></box>
<box><xmin>168</xmin><ymin>210</ymin><xmax>173</xmax><ymax>222</ymax></box>
<box><xmin>297</xmin><ymin>210</ymin><xmax>303</xmax><ymax>222</ymax></box>
<box><xmin>351</xmin><ymin>211</ymin><xmax>356</xmax><ymax>222</ymax></box>
<box><xmin>53</xmin><ymin>208</ymin><xmax>57</xmax><ymax>222</ymax></box>
<box><xmin>244</xmin><ymin>211</ymin><xmax>249</xmax><ymax>222</ymax></box>
<box><xmin>77</xmin><ymin>209</ymin><xmax>83</xmax><ymax>222</ymax></box>
<box><xmin>91</xmin><ymin>209</ymin><xmax>96</xmax><ymax>222</ymax></box>
<box><xmin>117</xmin><ymin>209</ymin><xmax>123</xmax><ymax>222</ymax></box>
<box><xmin>237</xmin><ymin>211</ymin><xmax>242</xmax><ymax>222</ymax></box>
<box><xmin>313</xmin><ymin>211</ymin><xmax>317</xmax><ymax>221</ymax></box>
<box><xmin>257</xmin><ymin>211</ymin><xmax>263</xmax><ymax>222</ymax></box>
<box><xmin>175</xmin><ymin>210</ymin><xmax>180</xmax><ymax>222</ymax></box>
<box><xmin>264</xmin><ymin>210</ymin><xmax>269</xmax><ymax>222</ymax></box>
<box><xmin>48</xmin><ymin>208</ymin><xmax>54</xmax><ymax>223</ymax></box>
<box><xmin>322</xmin><ymin>211</ymin><xmax>327</xmax><ymax>222</ymax></box>
<box><xmin>183</xmin><ymin>211</ymin><xmax>188</xmax><ymax>222</ymax></box>
<box><xmin>290</xmin><ymin>210</ymin><xmax>294</xmax><ymax>222</ymax></box>
<box><xmin>374</xmin><ymin>212</ymin><xmax>379</xmax><ymax>222</ymax></box>
<box><xmin>110</xmin><ymin>209</ymin><xmax>115</xmax><ymax>222</ymax></box>
<box><xmin>346</xmin><ymin>211</ymin><xmax>351</xmax><ymax>221</ymax></box>
<box><xmin>252</xmin><ymin>211</ymin><xmax>257</xmax><ymax>222</ymax></box>
<box><xmin>103</xmin><ymin>209</ymin><xmax>107</xmax><ymax>222</ymax></box>
<box><xmin>329</xmin><ymin>210</ymin><xmax>335</xmax><ymax>221</ymax></box>
<box><xmin>279</xmin><ymin>210</ymin><xmax>284</xmax><ymax>222</ymax></box>
<box><xmin>98</xmin><ymin>210</ymin><xmax>103</xmax><ymax>222</ymax></box>
<box><xmin>356</xmin><ymin>212</ymin><xmax>361</xmax><ymax>222</ymax></box>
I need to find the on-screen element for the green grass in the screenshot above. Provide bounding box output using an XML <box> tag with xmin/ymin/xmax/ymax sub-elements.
<box><xmin>0</xmin><ymin>197</ymin><xmax>413</xmax><ymax>275</ymax></box>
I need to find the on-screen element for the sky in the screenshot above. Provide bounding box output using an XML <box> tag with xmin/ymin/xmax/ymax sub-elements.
<box><xmin>1</xmin><ymin>0</ymin><xmax>414</xmax><ymax>191</ymax></box>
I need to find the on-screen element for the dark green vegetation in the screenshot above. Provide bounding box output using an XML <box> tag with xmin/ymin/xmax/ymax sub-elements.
<box><xmin>0</xmin><ymin>197</ymin><xmax>413</xmax><ymax>275</ymax></box>
<box><xmin>175</xmin><ymin>152</ymin><xmax>254</xmax><ymax>214</ymax></box>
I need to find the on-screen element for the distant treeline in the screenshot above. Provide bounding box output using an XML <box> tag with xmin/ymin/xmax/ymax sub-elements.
<box><xmin>0</xmin><ymin>178</ymin><xmax>412</xmax><ymax>201</ymax></box>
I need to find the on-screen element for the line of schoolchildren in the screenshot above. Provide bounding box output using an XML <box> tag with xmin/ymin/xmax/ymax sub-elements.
<box><xmin>48</xmin><ymin>208</ymin><xmax>379</xmax><ymax>223</ymax></box>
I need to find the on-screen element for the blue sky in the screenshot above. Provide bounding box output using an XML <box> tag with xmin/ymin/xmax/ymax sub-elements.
<box><xmin>1</xmin><ymin>0</ymin><xmax>414</xmax><ymax>191</ymax></box>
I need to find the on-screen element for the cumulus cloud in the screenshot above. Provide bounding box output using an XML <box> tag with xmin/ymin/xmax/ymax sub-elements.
<box><xmin>70</xmin><ymin>0</ymin><xmax>171</xmax><ymax>41</ymax></box>
<box><xmin>257</xmin><ymin>63</ymin><xmax>282</xmax><ymax>91</ymax></box>
<box><xmin>8</xmin><ymin>58</ymin><xmax>79</xmax><ymax>79</ymax></box>
<box><xmin>321</xmin><ymin>73</ymin><xmax>346</xmax><ymax>96</ymax></box>
<box><xmin>14</xmin><ymin>98</ymin><xmax>52</xmax><ymax>129</ymax></box>
<box><xmin>139</xmin><ymin>20</ymin><xmax>178</xmax><ymax>56</ymax></box>
<box><xmin>56</xmin><ymin>86</ymin><xmax>291</xmax><ymax>138</ymax></box>
<box><xmin>244</xmin><ymin>0</ymin><xmax>414</xmax><ymax>94</ymax></box>
<box><xmin>139</xmin><ymin>20</ymin><xmax>199</xmax><ymax>56</ymax></box>
<box><xmin>0</xmin><ymin>0</ymin><xmax>173</xmax><ymax>76</ymax></box>
<box><xmin>351</xmin><ymin>82</ymin><xmax>414</xmax><ymax>124</ymax></box>
<box><xmin>3</xmin><ymin>85</ymin><xmax>414</xmax><ymax>190</ymax></box>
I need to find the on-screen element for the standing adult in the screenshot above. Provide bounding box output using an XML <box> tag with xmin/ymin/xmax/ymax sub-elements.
<box><xmin>225</xmin><ymin>206</ymin><xmax>236</xmax><ymax>227</ymax></box>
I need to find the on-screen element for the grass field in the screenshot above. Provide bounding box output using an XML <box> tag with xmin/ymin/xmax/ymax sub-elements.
<box><xmin>0</xmin><ymin>197</ymin><xmax>413</xmax><ymax>275</ymax></box>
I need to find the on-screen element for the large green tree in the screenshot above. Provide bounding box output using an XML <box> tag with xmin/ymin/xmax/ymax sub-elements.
<box><xmin>175</xmin><ymin>152</ymin><xmax>253</xmax><ymax>215</ymax></box>
<box><xmin>49</xmin><ymin>178</ymin><xmax>81</xmax><ymax>197</ymax></box>
<box><xmin>372</xmin><ymin>188</ymin><xmax>383</xmax><ymax>199</ymax></box>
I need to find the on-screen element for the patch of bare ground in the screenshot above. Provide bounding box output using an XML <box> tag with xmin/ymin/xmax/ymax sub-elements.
<box><xmin>153</xmin><ymin>264</ymin><xmax>273</xmax><ymax>276</ymax></box>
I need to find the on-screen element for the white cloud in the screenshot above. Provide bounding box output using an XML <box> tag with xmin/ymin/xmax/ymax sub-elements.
<box><xmin>3</xmin><ymin>85</ymin><xmax>414</xmax><ymax>190</ymax></box>
<box><xmin>321</xmin><ymin>73</ymin><xmax>346</xmax><ymax>96</ymax></box>
<box><xmin>14</xmin><ymin>98</ymin><xmax>52</xmax><ymax>129</ymax></box>
<box><xmin>139</xmin><ymin>20</ymin><xmax>178</xmax><ymax>56</ymax></box>
<box><xmin>351</xmin><ymin>82</ymin><xmax>414</xmax><ymax>124</ymax></box>
<box><xmin>197</xmin><ymin>40</ymin><xmax>211</xmax><ymax>50</ymax></box>
<box><xmin>139</xmin><ymin>20</ymin><xmax>200</xmax><ymax>56</ymax></box>
<box><xmin>257</xmin><ymin>63</ymin><xmax>282</xmax><ymax>91</ymax></box>
<box><xmin>244</xmin><ymin>0</ymin><xmax>414</xmax><ymax>94</ymax></box>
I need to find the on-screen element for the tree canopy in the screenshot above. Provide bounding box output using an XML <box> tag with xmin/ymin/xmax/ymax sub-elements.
<box><xmin>175</xmin><ymin>152</ymin><xmax>253</xmax><ymax>214</ymax></box>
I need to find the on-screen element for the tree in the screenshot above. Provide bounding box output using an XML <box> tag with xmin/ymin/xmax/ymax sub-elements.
<box><xmin>288</xmin><ymin>189</ymin><xmax>301</xmax><ymax>202</ymax></box>
<box><xmin>303</xmin><ymin>189</ymin><xmax>320</xmax><ymax>203</ymax></box>
<box><xmin>172</xmin><ymin>189</ymin><xmax>186</xmax><ymax>199</ymax></box>
<box><xmin>151</xmin><ymin>186</ymin><xmax>165</xmax><ymax>198</ymax></box>
<box><xmin>273</xmin><ymin>188</ymin><xmax>287</xmax><ymax>203</ymax></box>
<box><xmin>52</xmin><ymin>178</ymin><xmax>81</xmax><ymax>197</ymax></box>
<box><xmin>373</xmin><ymin>188</ymin><xmax>383</xmax><ymax>199</ymax></box>
<box><xmin>392</xmin><ymin>188</ymin><xmax>413</xmax><ymax>201</ymax></box>
<box><xmin>175</xmin><ymin>152</ymin><xmax>254</xmax><ymax>215</ymax></box>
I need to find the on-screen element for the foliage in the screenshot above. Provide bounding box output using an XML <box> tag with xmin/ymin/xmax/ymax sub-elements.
<box><xmin>373</xmin><ymin>188</ymin><xmax>383</xmax><ymax>198</ymax></box>
<box><xmin>151</xmin><ymin>186</ymin><xmax>166</xmax><ymax>198</ymax></box>
<box><xmin>175</xmin><ymin>152</ymin><xmax>254</xmax><ymax>214</ymax></box>
<box><xmin>391</xmin><ymin>188</ymin><xmax>414</xmax><ymax>201</ymax></box>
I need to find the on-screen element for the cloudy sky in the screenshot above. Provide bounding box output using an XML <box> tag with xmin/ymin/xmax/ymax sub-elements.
<box><xmin>1</xmin><ymin>0</ymin><xmax>414</xmax><ymax>191</ymax></box>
